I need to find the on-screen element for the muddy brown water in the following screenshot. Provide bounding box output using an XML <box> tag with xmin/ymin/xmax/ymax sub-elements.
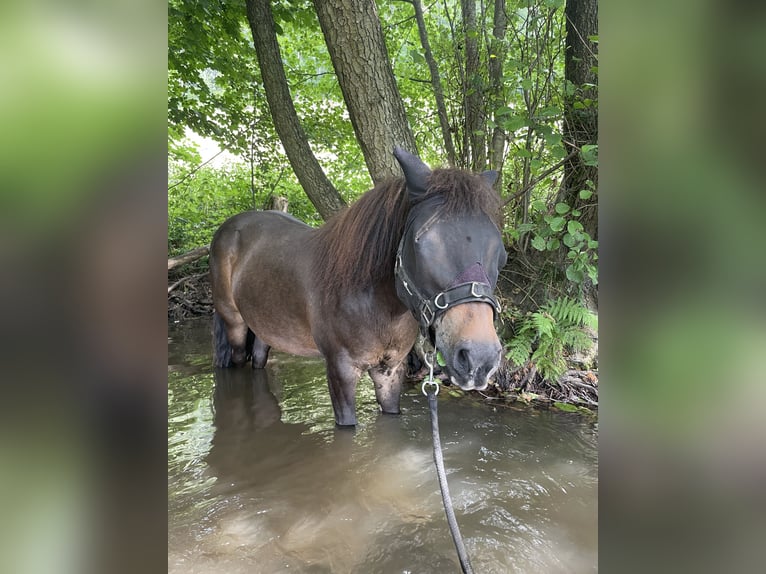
<box><xmin>168</xmin><ymin>318</ymin><xmax>597</xmax><ymax>573</ymax></box>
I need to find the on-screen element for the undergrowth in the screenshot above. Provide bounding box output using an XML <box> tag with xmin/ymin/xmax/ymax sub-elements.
<box><xmin>504</xmin><ymin>296</ymin><xmax>597</xmax><ymax>382</ymax></box>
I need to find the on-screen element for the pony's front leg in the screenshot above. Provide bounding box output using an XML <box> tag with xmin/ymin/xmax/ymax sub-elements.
<box><xmin>326</xmin><ymin>353</ymin><xmax>361</xmax><ymax>427</ymax></box>
<box><xmin>369</xmin><ymin>362</ymin><xmax>404</xmax><ymax>416</ymax></box>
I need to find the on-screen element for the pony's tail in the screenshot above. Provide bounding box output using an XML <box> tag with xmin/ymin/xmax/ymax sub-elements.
<box><xmin>212</xmin><ymin>310</ymin><xmax>233</xmax><ymax>368</ymax></box>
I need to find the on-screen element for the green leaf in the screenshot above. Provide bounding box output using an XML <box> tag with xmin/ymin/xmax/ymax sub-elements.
<box><xmin>537</xmin><ymin>105</ymin><xmax>561</xmax><ymax>118</ymax></box>
<box><xmin>563</xmin><ymin>232</ymin><xmax>576</xmax><ymax>248</ymax></box>
<box><xmin>436</xmin><ymin>351</ymin><xmax>446</xmax><ymax>367</ymax></box>
<box><xmin>567</xmin><ymin>220</ymin><xmax>584</xmax><ymax>234</ymax></box>
<box><xmin>578</xmin><ymin>189</ymin><xmax>593</xmax><ymax>200</ymax></box>
<box><xmin>501</xmin><ymin>115</ymin><xmax>527</xmax><ymax>132</ymax></box>
<box><xmin>553</xmin><ymin>401</ymin><xmax>579</xmax><ymax>412</ymax></box>
<box><xmin>555</xmin><ymin>202</ymin><xmax>570</xmax><ymax>214</ymax></box>
<box><xmin>531</xmin><ymin>199</ymin><xmax>547</xmax><ymax>212</ymax></box>
<box><xmin>566</xmin><ymin>265</ymin><xmax>585</xmax><ymax>283</ymax></box>
<box><xmin>546</xmin><ymin>237</ymin><xmax>560</xmax><ymax>250</ymax></box>
<box><xmin>516</xmin><ymin>147</ymin><xmax>532</xmax><ymax>158</ymax></box>
<box><xmin>581</xmin><ymin>144</ymin><xmax>598</xmax><ymax>166</ymax></box>
<box><xmin>409</xmin><ymin>49</ymin><xmax>425</xmax><ymax>65</ymax></box>
<box><xmin>531</xmin><ymin>235</ymin><xmax>547</xmax><ymax>251</ymax></box>
<box><xmin>549</xmin><ymin>217</ymin><xmax>566</xmax><ymax>232</ymax></box>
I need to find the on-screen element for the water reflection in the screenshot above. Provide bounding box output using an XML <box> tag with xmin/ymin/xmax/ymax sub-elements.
<box><xmin>168</xmin><ymin>319</ymin><xmax>597</xmax><ymax>573</ymax></box>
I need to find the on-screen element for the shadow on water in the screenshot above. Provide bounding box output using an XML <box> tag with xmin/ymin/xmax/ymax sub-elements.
<box><xmin>168</xmin><ymin>318</ymin><xmax>597</xmax><ymax>574</ymax></box>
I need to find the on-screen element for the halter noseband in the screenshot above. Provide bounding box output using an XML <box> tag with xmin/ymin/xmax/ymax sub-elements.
<box><xmin>394</xmin><ymin>219</ymin><xmax>501</xmax><ymax>338</ymax></box>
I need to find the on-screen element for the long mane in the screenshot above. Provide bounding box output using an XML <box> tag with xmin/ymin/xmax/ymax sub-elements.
<box><xmin>312</xmin><ymin>168</ymin><xmax>501</xmax><ymax>300</ymax></box>
<box><xmin>313</xmin><ymin>178</ymin><xmax>409</xmax><ymax>300</ymax></box>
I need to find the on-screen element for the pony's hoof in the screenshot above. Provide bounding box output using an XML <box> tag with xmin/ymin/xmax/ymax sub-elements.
<box><xmin>334</xmin><ymin>419</ymin><xmax>357</xmax><ymax>428</ymax></box>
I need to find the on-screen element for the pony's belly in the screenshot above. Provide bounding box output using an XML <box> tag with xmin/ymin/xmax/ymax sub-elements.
<box><xmin>241</xmin><ymin>309</ymin><xmax>321</xmax><ymax>357</ymax></box>
<box><xmin>261</xmin><ymin>332</ymin><xmax>322</xmax><ymax>358</ymax></box>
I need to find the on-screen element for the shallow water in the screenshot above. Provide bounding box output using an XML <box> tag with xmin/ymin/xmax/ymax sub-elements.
<box><xmin>168</xmin><ymin>318</ymin><xmax>597</xmax><ymax>573</ymax></box>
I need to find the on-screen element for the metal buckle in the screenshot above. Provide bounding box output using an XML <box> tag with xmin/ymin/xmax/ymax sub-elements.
<box><xmin>470</xmin><ymin>281</ymin><xmax>481</xmax><ymax>298</ymax></box>
<box><xmin>433</xmin><ymin>291</ymin><xmax>448</xmax><ymax>310</ymax></box>
<box><xmin>421</xmin><ymin>303</ymin><xmax>435</xmax><ymax>326</ymax></box>
<box><xmin>422</xmin><ymin>352</ymin><xmax>440</xmax><ymax>396</ymax></box>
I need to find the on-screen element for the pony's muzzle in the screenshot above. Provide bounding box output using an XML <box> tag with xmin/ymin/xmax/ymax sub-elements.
<box><xmin>434</xmin><ymin>301</ymin><xmax>502</xmax><ymax>390</ymax></box>
<box><xmin>448</xmin><ymin>339</ymin><xmax>502</xmax><ymax>390</ymax></box>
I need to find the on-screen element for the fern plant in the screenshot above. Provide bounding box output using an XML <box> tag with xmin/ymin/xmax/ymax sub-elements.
<box><xmin>504</xmin><ymin>296</ymin><xmax>597</xmax><ymax>382</ymax></box>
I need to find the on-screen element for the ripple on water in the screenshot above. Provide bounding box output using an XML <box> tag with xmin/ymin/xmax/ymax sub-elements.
<box><xmin>168</xmin><ymin>319</ymin><xmax>597</xmax><ymax>573</ymax></box>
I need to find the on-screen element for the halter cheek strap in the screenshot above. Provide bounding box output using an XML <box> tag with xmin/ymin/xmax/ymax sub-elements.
<box><xmin>394</xmin><ymin>248</ymin><xmax>501</xmax><ymax>337</ymax></box>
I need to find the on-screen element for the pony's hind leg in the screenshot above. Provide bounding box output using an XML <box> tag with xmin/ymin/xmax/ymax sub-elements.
<box><xmin>213</xmin><ymin>308</ymin><xmax>250</xmax><ymax>367</ymax></box>
<box><xmin>213</xmin><ymin>311</ymin><xmax>234</xmax><ymax>367</ymax></box>
<box><xmin>250</xmin><ymin>333</ymin><xmax>271</xmax><ymax>369</ymax></box>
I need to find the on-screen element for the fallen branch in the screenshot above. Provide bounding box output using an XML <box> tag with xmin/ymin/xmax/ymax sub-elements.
<box><xmin>168</xmin><ymin>271</ymin><xmax>209</xmax><ymax>294</ymax></box>
<box><xmin>168</xmin><ymin>246</ymin><xmax>209</xmax><ymax>271</ymax></box>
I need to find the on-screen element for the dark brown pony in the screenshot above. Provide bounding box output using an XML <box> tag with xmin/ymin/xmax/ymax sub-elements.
<box><xmin>210</xmin><ymin>148</ymin><xmax>507</xmax><ymax>426</ymax></box>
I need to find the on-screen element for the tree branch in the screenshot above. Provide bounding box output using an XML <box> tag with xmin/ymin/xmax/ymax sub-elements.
<box><xmin>168</xmin><ymin>246</ymin><xmax>210</xmax><ymax>271</ymax></box>
<box><xmin>502</xmin><ymin>150</ymin><xmax>577</xmax><ymax>207</ymax></box>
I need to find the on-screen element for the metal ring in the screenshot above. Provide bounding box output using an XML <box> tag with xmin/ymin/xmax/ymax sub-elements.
<box><xmin>422</xmin><ymin>380</ymin><xmax>440</xmax><ymax>396</ymax></box>
<box><xmin>434</xmin><ymin>292</ymin><xmax>448</xmax><ymax>310</ymax></box>
<box><xmin>470</xmin><ymin>282</ymin><xmax>481</xmax><ymax>298</ymax></box>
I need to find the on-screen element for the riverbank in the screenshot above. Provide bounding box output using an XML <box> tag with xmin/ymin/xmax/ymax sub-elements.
<box><xmin>168</xmin><ymin>268</ymin><xmax>598</xmax><ymax>411</ymax></box>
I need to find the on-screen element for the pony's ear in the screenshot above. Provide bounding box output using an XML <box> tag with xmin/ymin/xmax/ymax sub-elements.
<box><xmin>481</xmin><ymin>170</ymin><xmax>499</xmax><ymax>187</ymax></box>
<box><xmin>394</xmin><ymin>147</ymin><xmax>430</xmax><ymax>200</ymax></box>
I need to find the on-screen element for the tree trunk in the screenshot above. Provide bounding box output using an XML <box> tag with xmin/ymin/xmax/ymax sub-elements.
<box><xmin>411</xmin><ymin>0</ymin><xmax>457</xmax><ymax>166</ymax></box>
<box><xmin>245</xmin><ymin>0</ymin><xmax>345</xmax><ymax>220</ymax></box>
<box><xmin>461</xmin><ymin>0</ymin><xmax>486</xmax><ymax>171</ymax></box>
<box><xmin>559</xmin><ymin>0</ymin><xmax>598</xmax><ymax>240</ymax></box>
<box><xmin>314</xmin><ymin>0</ymin><xmax>418</xmax><ymax>183</ymax></box>
<box><xmin>488</xmin><ymin>0</ymin><xmax>508</xmax><ymax>185</ymax></box>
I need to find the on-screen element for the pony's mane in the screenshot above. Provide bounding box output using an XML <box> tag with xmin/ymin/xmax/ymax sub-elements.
<box><xmin>421</xmin><ymin>168</ymin><xmax>502</xmax><ymax>224</ymax></box>
<box><xmin>313</xmin><ymin>178</ymin><xmax>409</xmax><ymax>300</ymax></box>
<box><xmin>313</xmin><ymin>167</ymin><xmax>502</xmax><ymax>300</ymax></box>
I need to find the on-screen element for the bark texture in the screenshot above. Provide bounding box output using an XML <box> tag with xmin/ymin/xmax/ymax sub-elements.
<box><xmin>559</xmin><ymin>0</ymin><xmax>598</xmax><ymax>240</ymax></box>
<box><xmin>313</xmin><ymin>0</ymin><xmax>418</xmax><ymax>183</ymax></box>
<box><xmin>461</xmin><ymin>0</ymin><xmax>486</xmax><ymax>171</ymax></box>
<box><xmin>488</xmin><ymin>0</ymin><xmax>508</xmax><ymax>184</ymax></box>
<box><xmin>246</xmin><ymin>0</ymin><xmax>345</xmax><ymax>220</ymax></box>
<box><xmin>411</xmin><ymin>0</ymin><xmax>457</xmax><ymax>166</ymax></box>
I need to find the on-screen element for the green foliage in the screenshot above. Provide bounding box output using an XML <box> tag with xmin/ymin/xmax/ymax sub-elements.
<box><xmin>168</xmin><ymin>0</ymin><xmax>597</xmax><ymax>296</ymax></box>
<box><xmin>524</xmin><ymin>177</ymin><xmax>598</xmax><ymax>286</ymax></box>
<box><xmin>504</xmin><ymin>296</ymin><xmax>597</xmax><ymax>382</ymax></box>
<box><xmin>168</xmin><ymin>0</ymin><xmax>264</xmax><ymax>156</ymax></box>
<box><xmin>168</xmin><ymin>162</ymin><xmax>252</xmax><ymax>255</ymax></box>
<box><xmin>168</xmin><ymin>145</ymin><xmax>320</xmax><ymax>256</ymax></box>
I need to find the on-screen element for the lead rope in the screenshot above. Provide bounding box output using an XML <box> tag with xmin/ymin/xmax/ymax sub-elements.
<box><xmin>423</xmin><ymin>353</ymin><xmax>474</xmax><ymax>574</ymax></box>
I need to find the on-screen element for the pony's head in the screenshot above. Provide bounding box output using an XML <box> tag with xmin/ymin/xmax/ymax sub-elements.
<box><xmin>393</xmin><ymin>148</ymin><xmax>507</xmax><ymax>391</ymax></box>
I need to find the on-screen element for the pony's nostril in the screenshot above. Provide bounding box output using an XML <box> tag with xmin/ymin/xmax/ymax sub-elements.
<box><xmin>455</xmin><ymin>346</ymin><xmax>472</xmax><ymax>374</ymax></box>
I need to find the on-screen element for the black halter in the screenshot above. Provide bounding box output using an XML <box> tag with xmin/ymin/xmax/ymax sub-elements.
<box><xmin>393</xmin><ymin>210</ymin><xmax>502</xmax><ymax>338</ymax></box>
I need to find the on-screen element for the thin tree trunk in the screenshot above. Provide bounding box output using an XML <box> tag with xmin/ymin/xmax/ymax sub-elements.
<box><xmin>313</xmin><ymin>0</ymin><xmax>418</xmax><ymax>183</ymax></box>
<box><xmin>410</xmin><ymin>0</ymin><xmax>457</xmax><ymax>166</ymax></box>
<box><xmin>488</xmin><ymin>0</ymin><xmax>508</xmax><ymax>184</ymax></box>
<box><xmin>245</xmin><ymin>0</ymin><xmax>345</xmax><ymax>220</ymax></box>
<box><xmin>461</xmin><ymin>0</ymin><xmax>485</xmax><ymax>171</ymax></box>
